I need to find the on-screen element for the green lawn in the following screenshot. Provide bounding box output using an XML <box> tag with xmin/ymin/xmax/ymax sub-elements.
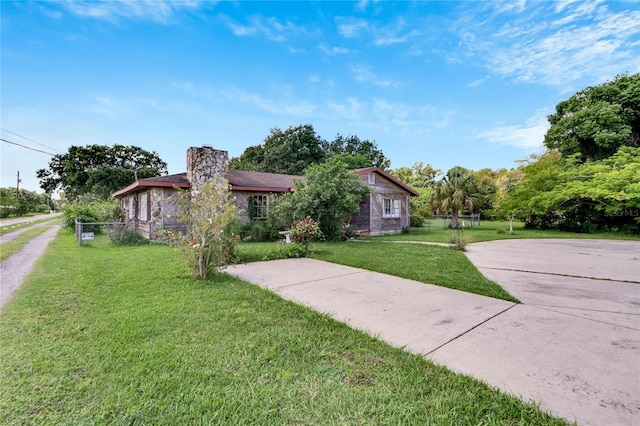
<box><xmin>376</xmin><ymin>219</ymin><xmax>640</xmax><ymax>244</ymax></box>
<box><xmin>309</xmin><ymin>242</ymin><xmax>518</xmax><ymax>302</ymax></box>
<box><xmin>0</xmin><ymin>231</ymin><xmax>565</xmax><ymax>425</ymax></box>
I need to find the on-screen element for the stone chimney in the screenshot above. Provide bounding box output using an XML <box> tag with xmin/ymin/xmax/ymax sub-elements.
<box><xmin>186</xmin><ymin>145</ymin><xmax>229</xmax><ymax>190</ymax></box>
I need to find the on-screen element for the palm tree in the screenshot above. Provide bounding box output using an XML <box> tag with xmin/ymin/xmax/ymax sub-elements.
<box><xmin>430</xmin><ymin>167</ymin><xmax>483</xmax><ymax>229</ymax></box>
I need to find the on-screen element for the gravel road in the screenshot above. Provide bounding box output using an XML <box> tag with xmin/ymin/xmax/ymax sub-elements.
<box><xmin>0</xmin><ymin>219</ymin><xmax>59</xmax><ymax>243</ymax></box>
<box><xmin>0</xmin><ymin>223</ymin><xmax>61</xmax><ymax>311</ymax></box>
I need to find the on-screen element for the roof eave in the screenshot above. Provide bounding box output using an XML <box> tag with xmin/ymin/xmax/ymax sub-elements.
<box><xmin>112</xmin><ymin>181</ymin><xmax>190</xmax><ymax>197</ymax></box>
<box><xmin>231</xmin><ymin>185</ymin><xmax>295</xmax><ymax>193</ymax></box>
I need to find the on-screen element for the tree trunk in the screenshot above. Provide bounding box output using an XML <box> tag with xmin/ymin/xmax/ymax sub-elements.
<box><xmin>509</xmin><ymin>216</ymin><xmax>514</xmax><ymax>234</ymax></box>
<box><xmin>451</xmin><ymin>214</ymin><xmax>459</xmax><ymax>229</ymax></box>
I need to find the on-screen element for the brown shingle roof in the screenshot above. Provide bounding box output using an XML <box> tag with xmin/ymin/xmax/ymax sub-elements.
<box><xmin>112</xmin><ymin>170</ymin><xmax>301</xmax><ymax>197</ymax></box>
<box><xmin>112</xmin><ymin>167</ymin><xmax>416</xmax><ymax>197</ymax></box>
<box><xmin>227</xmin><ymin>170</ymin><xmax>301</xmax><ymax>192</ymax></box>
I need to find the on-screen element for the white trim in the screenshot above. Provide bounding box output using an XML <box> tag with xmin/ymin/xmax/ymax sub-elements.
<box><xmin>139</xmin><ymin>192</ymin><xmax>148</xmax><ymax>221</ymax></box>
<box><xmin>383</xmin><ymin>198</ymin><xmax>400</xmax><ymax>218</ymax></box>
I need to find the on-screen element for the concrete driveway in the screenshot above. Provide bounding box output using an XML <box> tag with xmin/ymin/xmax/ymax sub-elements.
<box><xmin>229</xmin><ymin>239</ymin><xmax>640</xmax><ymax>426</ymax></box>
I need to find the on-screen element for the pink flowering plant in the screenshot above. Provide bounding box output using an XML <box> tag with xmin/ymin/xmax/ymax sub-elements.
<box><xmin>288</xmin><ymin>216</ymin><xmax>323</xmax><ymax>249</ymax></box>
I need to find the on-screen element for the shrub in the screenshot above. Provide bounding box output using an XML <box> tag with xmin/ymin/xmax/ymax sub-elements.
<box><xmin>240</xmin><ymin>219</ymin><xmax>280</xmax><ymax>242</ymax></box>
<box><xmin>289</xmin><ymin>216</ymin><xmax>323</xmax><ymax>248</ymax></box>
<box><xmin>260</xmin><ymin>243</ymin><xmax>307</xmax><ymax>261</ymax></box>
<box><xmin>450</xmin><ymin>228</ymin><xmax>467</xmax><ymax>251</ymax></box>
<box><xmin>62</xmin><ymin>199</ymin><xmax>123</xmax><ymax>233</ymax></box>
<box><xmin>63</xmin><ymin>204</ymin><xmax>102</xmax><ymax>233</ymax></box>
<box><xmin>410</xmin><ymin>214</ymin><xmax>425</xmax><ymax>227</ymax></box>
<box><xmin>109</xmin><ymin>225</ymin><xmax>149</xmax><ymax>246</ymax></box>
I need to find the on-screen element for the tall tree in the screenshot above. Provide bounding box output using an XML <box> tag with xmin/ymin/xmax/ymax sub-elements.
<box><xmin>230</xmin><ymin>125</ymin><xmax>327</xmax><ymax>175</ymax></box>
<box><xmin>429</xmin><ymin>167</ymin><xmax>483</xmax><ymax>229</ymax></box>
<box><xmin>544</xmin><ymin>73</ymin><xmax>640</xmax><ymax>162</ymax></box>
<box><xmin>390</xmin><ymin>162</ymin><xmax>440</xmax><ymax>188</ymax></box>
<box><xmin>325</xmin><ymin>134</ymin><xmax>391</xmax><ymax>170</ymax></box>
<box><xmin>37</xmin><ymin>144</ymin><xmax>167</xmax><ymax>200</ymax></box>
<box><xmin>390</xmin><ymin>162</ymin><xmax>441</xmax><ymax>218</ymax></box>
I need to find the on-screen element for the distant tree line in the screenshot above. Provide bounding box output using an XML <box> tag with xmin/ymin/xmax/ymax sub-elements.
<box><xmin>0</xmin><ymin>188</ymin><xmax>55</xmax><ymax>217</ymax></box>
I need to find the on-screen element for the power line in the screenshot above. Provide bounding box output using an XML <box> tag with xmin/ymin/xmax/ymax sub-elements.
<box><xmin>0</xmin><ymin>128</ymin><xmax>62</xmax><ymax>153</ymax></box>
<box><xmin>1</xmin><ymin>138</ymin><xmax>57</xmax><ymax>156</ymax></box>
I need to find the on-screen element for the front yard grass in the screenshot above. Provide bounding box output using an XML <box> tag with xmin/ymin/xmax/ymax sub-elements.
<box><xmin>0</xmin><ymin>231</ymin><xmax>564</xmax><ymax>425</ymax></box>
<box><xmin>376</xmin><ymin>219</ymin><xmax>640</xmax><ymax>244</ymax></box>
<box><xmin>309</xmin><ymin>242</ymin><xmax>518</xmax><ymax>302</ymax></box>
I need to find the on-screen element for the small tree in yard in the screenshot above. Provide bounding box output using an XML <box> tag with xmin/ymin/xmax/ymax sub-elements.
<box><xmin>273</xmin><ymin>157</ymin><xmax>369</xmax><ymax>240</ymax></box>
<box><xmin>171</xmin><ymin>178</ymin><xmax>240</xmax><ymax>279</ymax></box>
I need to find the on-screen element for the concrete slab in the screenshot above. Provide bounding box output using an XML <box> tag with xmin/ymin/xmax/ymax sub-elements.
<box><xmin>465</xmin><ymin>239</ymin><xmax>640</xmax><ymax>283</ymax></box>
<box><xmin>429</xmin><ymin>304</ymin><xmax>640</xmax><ymax>426</ymax></box>
<box><xmin>474</xmin><ymin>268</ymin><xmax>640</xmax><ymax>329</ymax></box>
<box><xmin>229</xmin><ymin>258</ymin><xmax>515</xmax><ymax>354</ymax></box>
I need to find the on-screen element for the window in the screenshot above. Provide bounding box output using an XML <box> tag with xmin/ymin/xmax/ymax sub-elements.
<box><xmin>128</xmin><ymin>197</ymin><xmax>134</xmax><ymax>219</ymax></box>
<box><xmin>368</xmin><ymin>173</ymin><xmax>375</xmax><ymax>184</ymax></box>
<box><xmin>139</xmin><ymin>192</ymin><xmax>148</xmax><ymax>221</ymax></box>
<box><xmin>253</xmin><ymin>195</ymin><xmax>269</xmax><ymax>219</ymax></box>
<box><xmin>383</xmin><ymin>198</ymin><xmax>400</xmax><ymax>218</ymax></box>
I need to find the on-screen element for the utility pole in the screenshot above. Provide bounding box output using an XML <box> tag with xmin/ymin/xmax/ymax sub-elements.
<box><xmin>16</xmin><ymin>171</ymin><xmax>21</xmax><ymax>200</ymax></box>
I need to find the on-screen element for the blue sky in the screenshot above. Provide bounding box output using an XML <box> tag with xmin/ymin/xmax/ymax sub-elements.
<box><xmin>2</xmin><ymin>0</ymin><xmax>639</xmax><ymax>194</ymax></box>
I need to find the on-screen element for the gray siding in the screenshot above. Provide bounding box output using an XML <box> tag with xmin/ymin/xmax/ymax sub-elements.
<box><xmin>359</xmin><ymin>173</ymin><xmax>412</xmax><ymax>236</ymax></box>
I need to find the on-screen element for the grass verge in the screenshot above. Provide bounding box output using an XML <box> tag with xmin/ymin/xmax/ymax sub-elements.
<box><xmin>0</xmin><ymin>231</ymin><xmax>563</xmax><ymax>425</ymax></box>
<box><xmin>0</xmin><ymin>224</ymin><xmax>57</xmax><ymax>262</ymax></box>
<box><xmin>377</xmin><ymin>220</ymin><xmax>640</xmax><ymax>244</ymax></box>
<box><xmin>0</xmin><ymin>218</ymin><xmax>58</xmax><ymax>237</ymax></box>
<box><xmin>309</xmin><ymin>242</ymin><xmax>518</xmax><ymax>302</ymax></box>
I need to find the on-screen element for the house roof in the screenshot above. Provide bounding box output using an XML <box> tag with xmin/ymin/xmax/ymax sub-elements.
<box><xmin>111</xmin><ymin>173</ymin><xmax>190</xmax><ymax>197</ymax></box>
<box><xmin>112</xmin><ymin>170</ymin><xmax>301</xmax><ymax>197</ymax></box>
<box><xmin>112</xmin><ymin>166</ymin><xmax>417</xmax><ymax>198</ymax></box>
<box><xmin>227</xmin><ymin>169</ymin><xmax>301</xmax><ymax>192</ymax></box>
<box><xmin>356</xmin><ymin>167</ymin><xmax>420</xmax><ymax>196</ymax></box>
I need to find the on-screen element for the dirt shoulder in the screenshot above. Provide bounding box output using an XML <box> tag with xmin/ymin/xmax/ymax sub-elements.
<box><xmin>0</xmin><ymin>224</ymin><xmax>61</xmax><ymax>311</ymax></box>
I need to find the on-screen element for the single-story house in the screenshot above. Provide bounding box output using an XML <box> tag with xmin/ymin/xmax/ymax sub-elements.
<box><xmin>112</xmin><ymin>145</ymin><xmax>418</xmax><ymax>239</ymax></box>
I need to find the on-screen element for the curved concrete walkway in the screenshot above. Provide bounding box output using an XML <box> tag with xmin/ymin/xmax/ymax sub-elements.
<box><xmin>229</xmin><ymin>238</ymin><xmax>640</xmax><ymax>426</ymax></box>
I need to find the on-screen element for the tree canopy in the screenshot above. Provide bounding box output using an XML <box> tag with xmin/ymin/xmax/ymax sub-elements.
<box><xmin>325</xmin><ymin>134</ymin><xmax>390</xmax><ymax>170</ymax></box>
<box><xmin>272</xmin><ymin>157</ymin><xmax>370</xmax><ymax>239</ymax></box>
<box><xmin>544</xmin><ymin>73</ymin><xmax>639</xmax><ymax>162</ymax></box>
<box><xmin>429</xmin><ymin>167</ymin><xmax>483</xmax><ymax>229</ymax></box>
<box><xmin>37</xmin><ymin>144</ymin><xmax>168</xmax><ymax>200</ymax></box>
<box><xmin>230</xmin><ymin>124</ymin><xmax>390</xmax><ymax>174</ymax></box>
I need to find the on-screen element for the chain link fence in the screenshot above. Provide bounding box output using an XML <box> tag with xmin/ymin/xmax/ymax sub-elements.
<box><xmin>74</xmin><ymin>219</ymin><xmax>127</xmax><ymax>245</ymax></box>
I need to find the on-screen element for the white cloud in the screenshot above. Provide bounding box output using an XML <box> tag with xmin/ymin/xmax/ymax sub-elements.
<box><xmin>57</xmin><ymin>0</ymin><xmax>204</xmax><ymax>23</ymax></box>
<box><xmin>479</xmin><ymin>110</ymin><xmax>550</xmax><ymax>149</ymax></box>
<box><xmin>335</xmin><ymin>17</ymin><xmax>369</xmax><ymax>38</ymax></box>
<box><xmin>317</xmin><ymin>45</ymin><xmax>351</xmax><ymax>55</ymax></box>
<box><xmin>374</xmin><ymin>30</ymin><xmax>419</xmax><ymax>46</ymax></box>
<box><xmin>351</xmin><ymin>66</ymin><xmax>399</xmax><ymax>87</ymax></box>
<box><xmin>223</xmin><ymin>87</ymin><xmax>316</xmax><ymax>117</ymax></box>
<box><xmin>223</xmin><ymin>15</ymin><xmax>305</xmax><ymax>42</ymax></box>
<box><xmin>467</xmin><ymin>77</ymin><xmax>489</xmax><ymax>88</ymax></box>
<box><xmin>458</xmin><ymin>1</ymin><xmax>640</xmax><ymax>87</ymax></box>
